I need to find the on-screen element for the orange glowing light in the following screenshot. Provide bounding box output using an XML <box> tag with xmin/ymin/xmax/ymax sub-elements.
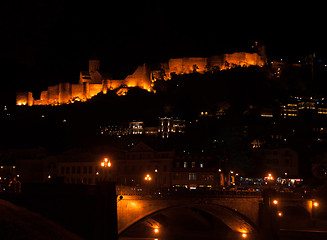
<box><xmin>313</xmin><ymin>202</ymin><xmax>319</xmax><ymax>207</ymax></box>
<box><xmin>278</xmin><ymin>211</ymin><xmax>283</xmax><ymax>217</ymax></box>
<box><xmin>145</xmin><ymin>174</ymin><xmax>152</xmax><ymax>181</ymax></box>
<box><xmin>154</xmin><ymin>228</ymin><xmax>159</xmax><ymax>233</ymax></box>
<box><xmin>100</xmin><ymin>158</ymin><xmax>111</xmax><ymax>168</ymax></box>
<box><xmin>242</xmin><ymin>233</ymin><xmax>247</xmax><ymax>238</ymax></box>
<box><xmin>265</xmin><ymin>173</ymin><xmax>274</xmax><ymax>181</ymax></box>
<box><xmin>273</xmin><ymin>200</ymin><xmax>278</xmax><ymax>205</ymax></box>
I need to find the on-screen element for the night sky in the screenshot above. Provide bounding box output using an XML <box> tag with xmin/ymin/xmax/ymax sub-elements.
<box><xmin>0</xmin><ymin>0</ymin><xmax>324</xmax><ymax>105</ymax></box>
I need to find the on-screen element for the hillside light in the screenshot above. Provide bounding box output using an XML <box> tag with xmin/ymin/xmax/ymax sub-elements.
<box><xmin>242</xmin><ymin>233</ymin><xmax>247</xmax><ymax>238</ymax></box>
<box><xmin>273</xmin><ymin>200</ymin><xmax>278</xmax><ymax>205</ymax></box>
<box><xmin>278</xmin><ymin>211</ymin><xmax>283</xmax><ymax>217</ymax></box>
<box><xmin>154</xmin><ymin>228</ymin><xmax>159</xmax><ymax>233</ymax></box>
<box><xmin>313</xmin><ymin>201</ymin><xmax>319</xmax><ymax>207</ymax></box>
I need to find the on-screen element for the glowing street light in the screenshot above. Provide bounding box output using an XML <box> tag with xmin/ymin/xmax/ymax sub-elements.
<box><xmin>265</xmin><ymin>173</ymin><xmax>274</xmax><ymax>181</ymax></box>
<box><xmin>278</xmin><ymin>211</ymin><xmax>283</xmax><ymax>217</ymax></box>
<box><xmin>145</xmin><ymin>174</ymin><xmax>152</xmax><ymax>181</ymax></box>
<box><xmin>242</xmin><ymin>233</ymin><xmax>247</xmax><ymax>238</ymax></box>
<box><xmin>100</xmin><ymin>158</ymin><xmax>111</xmax><ymax>168</ymax></box>
<box><xmin>313</xmin><ymin>201</ymin><xmax>319</xmax><ymax>207</ymax></box>
<box><xmin>273</xmin><ymin>200</ymin><xmax>278</xmax><ymax>205</ymax></box>
<box><xmin>154</xmin><ymin>228</ymin><xmax>159</xmax><ymax>233</ymax></box>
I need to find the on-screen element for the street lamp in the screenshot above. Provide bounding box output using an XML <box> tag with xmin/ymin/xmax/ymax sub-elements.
<box><xmin>145</xmin><ymin>174</ymin><xmax>152</xmax><ymax>181</ymax></box>
<box><xmin>100</xmin><ymin>158</ymin><xmax>111</xmax><ymax>168</ymax></box>
<box><xmin>266</xmin><ymin>173</ymin><xmax>274</xmax><ymax>180</ymax></box>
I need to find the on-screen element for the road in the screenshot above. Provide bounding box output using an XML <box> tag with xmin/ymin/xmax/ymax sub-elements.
<box><xmin>279</xmin><ymin>229</ymin><xmax>327</xmax><ymax>240</ymax></box>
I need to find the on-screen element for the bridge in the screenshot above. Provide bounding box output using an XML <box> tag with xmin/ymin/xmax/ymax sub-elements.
<box><xmin>0</xmin><ymin>183</ymin><xmax>318</xmax><ymax>240</ymax></box>
<box><xmin>116</xmin><ymin>190</ymin><xmax>317</xmax><ymax>239</ymax></box>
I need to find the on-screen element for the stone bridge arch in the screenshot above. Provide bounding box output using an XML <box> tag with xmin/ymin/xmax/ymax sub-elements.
<box><xmin>117</xmin><ymin>195</ymin><xmax>262</xmax><ymax>236</ymax></box>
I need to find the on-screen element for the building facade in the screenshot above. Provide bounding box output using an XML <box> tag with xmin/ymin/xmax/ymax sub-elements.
<box><xmin>262</xmin><ymin>147</ymin><xmax>299</xmax><ymax>178</ymax></box>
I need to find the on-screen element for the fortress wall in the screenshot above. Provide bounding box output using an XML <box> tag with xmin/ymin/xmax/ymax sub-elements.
<box><xmin>208</xmin><ymin>55</ymin><xmax>225</xmax><ymax>69</ymax></box>
<box><xmin>224</xmin><ymin>52</ymin><xmax>247</xmax><ymax>66</ymax></box>
<box><xmin>72</xmin><ymin>84</ymin><xmax>84</xmax><ymax>100</ymax></box>
<box><xmin>125</xmin><ymin>64</ymin><xmax>152</xmax><ymax>91</ymax></box>
<box><xmin>168</xmin><ymin>58</ymin><xmax>184</xmax><ymax>75</ymax></box>
<box><xmin>224</xmin><ymin>52</ymin><xmax>265</xmax><ymax>67</ymax></box>
<box><xmin>83</xmin><ymin>82</ymin><xmax>90</xmax><ymax>99</ymax></box>
<box><xmin>182</xmin><ymin>57</ymin><xmax>208</xmax><ymax>73</ymax></box>
<box><xmin>16</xmin><ymin>92</ymin><xmax>33</xmax><ymax>106</ymax></box>
<box><xmin>17</xmin><ymin>54</ymin><xmax>266</xmax><ymax>106</ymax></box>
<box><xmin>167</xmin><ymin>53</ymin><xmax>265</xmax><ymax>75</ymax></box>
<box><xmin>168</xmin><ymin>57</ymin><xmax>208</xmax><ymax>76</ymax></box>
<box><xmin>107</xmin><ymin>80</ymin><xmax>124</xmax><ymax>90</ymax></box>
<box><xmin>59</xmin><ymin>82</ymin><xmax>72</xmax><ymax>104</ymax></box>
<box><xmin>47</xmin><ymin>85</ymin><xmax>59</xmax><ymax>105</ymax></box>
<box><xmin>40</xmin><ymin>91</ymin><xmax>48</xmax><ymax>105</ymax></box>
<box><xmin>89</xmin><ymin>84</ymin><xmax>103</xmax><ymax>98</ymax></box>
<box><xmin>251</xmin><ymin>52</ymin><xmax>265</xmax><ymax>66</ymax></box>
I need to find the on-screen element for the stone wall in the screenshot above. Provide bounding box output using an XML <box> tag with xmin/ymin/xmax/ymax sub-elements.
<box><xmin>16</xmin><ymin>52</ymin><xmax>265</xmax><ymax>106</ymax></box>
<box><xmin>125</xmin><ymin>64</ymin><xmax>152</xmax><ymax>91</ymax></box>
<box><xmin>59</xmin><ymin>82</ymin><xmax>72</xmax><ymax>104</ymax></box>
<box><xmin>164</xmin><ymin>52</ymin><xmax>266</xmax><ymax>78</ymax></box>
<box><xmin>71</xmin><ymin>84</ymin><xmax>84</xmax><ymax>100</ymax></box>
<box><xmin>117</xmin><ymin>196</ymin><xmax>260</xmax><ymax>235</ymax></box>
<box><xmin>47</xmin><ymin>85</ymin><xmax>59</xmax><ymax>105</ymax></box>
<box><xmin>16</xmin><ymin>92</ymin><xmax>33</xmax><ymax>106</ymax></box>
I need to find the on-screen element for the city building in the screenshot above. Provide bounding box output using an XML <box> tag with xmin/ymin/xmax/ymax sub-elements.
<box><xmin>17</xmin><ymin>142</ymin><xmax>174</xmax><ymax>189</ymax></box>
<box><xmin>262</xmin><ymin>147</ymin><xmax>299</xmax><ymax>178</ymax></box>
<box><xmin>129</xmin><ymin>121</ymin><xmax>144</xmax><ymax>135</ymax></box>
<box><xmin>98</xmin><ymin>124</ymin><xmax>129</xmax><ymax>136</ymax></box>
<box><xmin>280</xmin><ymin>96</ymin><xmax>327</xmax><ymax>118</ymax></box>
<box><xmin>55</xmin><ymin>142</ymin><xmax>174</xmax><ymax>188</ymax></box>
<box><xmin>13</xmin><ymin>141</ymin><xmax>229</xmax><ymax>191</ymax></box>
<box><xmin>158</xmin><ymin>117</ymin><xmax>185</xmax><ymax>138</ymax></box>
<box><xmin>172</xmin><ymin>153</ymin><xmax>219</xmax><ymax>189</ymax></box>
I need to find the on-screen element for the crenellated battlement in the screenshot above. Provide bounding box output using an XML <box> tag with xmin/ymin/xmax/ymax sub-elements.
<box><xmin>16</xmin><ymin>50</ymin><xmax>266</xmax><ymax>106</ymax></box>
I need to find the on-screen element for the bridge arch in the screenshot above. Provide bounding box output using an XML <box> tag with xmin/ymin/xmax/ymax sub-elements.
<box><xmin>118</xmin><ymin>197</ymin><xmax>259</xmax><ymax>236</ymax></box>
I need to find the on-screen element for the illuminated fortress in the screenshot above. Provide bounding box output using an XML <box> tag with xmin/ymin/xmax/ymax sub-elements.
<box><xmin>16</xmin><ymin>50</ymin><xmax>266</xmax><ymax>106</ymax></box>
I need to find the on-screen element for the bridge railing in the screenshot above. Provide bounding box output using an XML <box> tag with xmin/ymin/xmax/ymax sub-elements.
<box><xmin>117</xmin><ymin>189</ymin><xmax>262</xmax><ymax>199</ymax></box>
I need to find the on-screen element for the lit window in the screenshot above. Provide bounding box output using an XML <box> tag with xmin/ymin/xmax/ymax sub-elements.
<box><xmin>184</xmin><ymin>162</ymin><xmax>187</xmax><ymax>168</ymax></box>
<box><xmin>189</xmin><ymin>173</ymin><xmax>197</xmax><ymax>181</ymax></box>
<box><xmin>200</xmin><ymin>163</ymin><xmax>204</xmax><ymax>168</ymax></box>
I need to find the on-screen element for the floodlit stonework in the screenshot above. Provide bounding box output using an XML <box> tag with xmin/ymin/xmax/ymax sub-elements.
<box><xmin>16</xmin><ymin>50</ymin><xmax>266</xmax><ymax>106</ymax></box>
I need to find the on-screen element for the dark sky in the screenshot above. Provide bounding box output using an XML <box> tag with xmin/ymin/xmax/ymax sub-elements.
<box><xmin>0</xmin><ymin>0</ymin><xmax>324</xmax><ymax>104</ymax></box>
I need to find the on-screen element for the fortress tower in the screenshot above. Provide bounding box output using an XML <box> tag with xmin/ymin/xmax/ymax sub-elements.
<box><xmin>89</xmin><ymin>59</ymin><xmax>100</xmax><ymax>73</ymax></box>
<box><xmin>88</xmin><ymin>59</ymin><xmax>102</xmax><ymax>84</ymax></box>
